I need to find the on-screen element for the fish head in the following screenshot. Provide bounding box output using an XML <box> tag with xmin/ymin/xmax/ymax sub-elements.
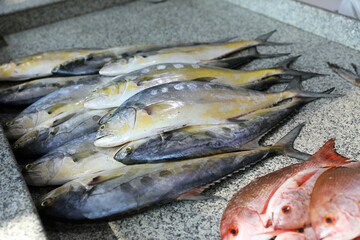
<box><xmin>85</xmin><ymin>82</ymin><xmax>122</xmax><ymax>109</ymax></box>
<box><xmin>95</xmin><ymin>108</ymin><xmax>136</xmax><ymax>147</ymax></box>
<box><xmin>23</xmin><ymin>152</ymin><xmax>69</xmax><ymax>186</ymax></box>
<box><xmin>311</xmin><ymin>195</ymin><xmax>360</xmax><ymax>240</ymax></box>
<box><xmin>220</xmin><ymin>207</ymin><xmax>276</xmax><ymax>240</ymax></box>
<box><xmin>113</xmin><ymin>138</ymin><xmax>150</xmax><ymax>163</ymax></box>
<box><xmin>39</xmin><ymin>179</ymin><xmax>89</xmax><ymax>220</ymax></box>
<box><xmin>268</xmin><ymin>189</ymin><xmax>309</xmax><ymax>230</ymax></box>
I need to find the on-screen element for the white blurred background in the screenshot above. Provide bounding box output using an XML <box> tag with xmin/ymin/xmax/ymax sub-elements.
<box><xmin>299</xmin><ymin>0</ymin><xmax>360</xmax><ymax>19</ymax></box>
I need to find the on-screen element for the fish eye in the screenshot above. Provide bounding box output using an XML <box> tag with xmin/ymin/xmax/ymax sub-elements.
<box><xmin>25</xmin><ymin>164</ymin><xmax>33</xmax><ymax>170</ymax></box>
<box><xmin>228</xmin><ymin>226</ymin><xmax>239</xmax><ymax>236</ymax></box>
<box><xmin>323</xmin><ymin>214</ymin><xmax>336</xmax><ymax>225</ymax></box>
<box><xmin>281</xmin><ymin>205</ymin><xmax>292</xmax><ymax>214</ymax></box>
<box><xmin>100</xmin><ymin>124</ymin><xmax>105</xmax><ymax>130</ymax></box>
<box><xmin>41</xmin><ymin>198</ymin><xmax>54</xmax><ymax>207</ymax></box>
<box><xmin>125</xmin><ymin>146</ymin><xmax>132</xmax><ymax>153</ymax></box>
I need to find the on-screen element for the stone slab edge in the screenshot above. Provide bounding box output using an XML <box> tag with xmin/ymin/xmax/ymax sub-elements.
<box><xmin>225</xmin><ymin>0</ymin><xmax>360</xmax><ymax>51</ymax></box>
<box><xmin>0</xmin><ymin>125</ymin><xmax>47</xmax><ymax>240</ymax></box>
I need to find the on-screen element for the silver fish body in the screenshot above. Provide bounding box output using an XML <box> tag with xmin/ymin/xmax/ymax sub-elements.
<box><xmin>0</xmin><ymin>75</ymin><xmax>93</xmax><ymax>105</ymax></box>
<box><xmin>13</xmin><ymin>109</ymin><xmax>107</xmax><ymax>156</ymax></box>
<box><xmin>5</xmin><ymin>75</ymin><xmax>109</xmax><ymax>139</ymax></box>
<box><xmin>23</xmin><ymin>133</ymin><xmax>125</xmax><ymax>186</ymax></box>
<box><xmin>39</xmin><ymin>124</ymin><xmax>306</xmax><ymax>220</ymax></box>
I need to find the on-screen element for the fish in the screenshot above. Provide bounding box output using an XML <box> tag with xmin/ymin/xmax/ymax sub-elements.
<box><xmin>12</xmin><ymin>109</ymin><xmax>107</xmax><ymax>156</ymax></box>
<box><xmin>220</xmin><ymin>139</ymin><xmax>351</xmax><ymax>240</ymax></box>
<box><xmin>4</xmin><ymin>75</ymin><xmax>109</xmax><ymax>140</ymax></box>
<box><xmin>113</xmin><ymin>88</ymin><xmax>332</xmax><ymax>164</ymax></box>
<box><xmin>275</xmin><ymin>232</ymin><xmax>306</xmax><ymax>240</ymax></box>
<box><xmin>265</xmin><ymin>167</ymin><xmax>328</xmax><ymax>230</ymax></box>
<box><xmin>23</xmin><ymin>133</ymin><xmax>125</xmax><ymax>186</ymax></box>
<box><xmin>85</xmin><ymin>56</ymin><xmax>320</xmax><ymax>110</ymax></box>
<box><xmin>0</xmin><ymin>75</ymin><xmax>92</xmax><ymax>105</ymax></box>
<box><xmin>52</xmin><ymin>45</ymin><xmax>158</xmax><ymax>75</ymax></box>
<box><xmin>38</xmin><ymin>124</ymin><xmax>309</xmax><ymax>221</ymax></box>
<box><xmin>310</xmin><ymin>166</ymin><xmax>360</xmax><ymax>240</ymax></box>
<box><xmin>95</xmin><ymin>80</ymin><xmax>340</xmax><ymax>147</ymax></box>
<box><xmin>0</xmin><ymin>49</ymin><xmax>103</xmax><ymax>81</ymax></box>
<box><xmin>99</xmin><ymin>30</ymin><xmax>288</xmax><ymax>76</ymax></box>
<box><xmin>328</xmin><ymin>62</ymin><xmax>360</xmax><ymax>87</ymax></box>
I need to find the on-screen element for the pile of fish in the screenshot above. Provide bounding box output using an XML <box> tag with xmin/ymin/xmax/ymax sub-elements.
<box><xmin>0</xmin><ymin>30</ymin><xmax>353</xmax><ymax>239</ymax></box>
<box><xmin>221</xmin><ymin>140</ymin><xmax>360</xmax><ymax>240</ymax></box>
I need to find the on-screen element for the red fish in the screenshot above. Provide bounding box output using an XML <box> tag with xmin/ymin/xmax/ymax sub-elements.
<box><xmin>220</xmin><ymin>139</ymin><xmax>351</xmax><ymax>240</ymax></box>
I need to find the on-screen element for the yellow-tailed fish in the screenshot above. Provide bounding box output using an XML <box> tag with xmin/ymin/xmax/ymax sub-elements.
<box><xmin>23</xmin><ymin>133</ymin><xmax>125</xmax><ymax>186</ymax></box>
<box><xmin>95</xmin><ymin>80</ymin><xmax>340</xmax><ymax>147</ymax></box>
<box><xmin>99</xmin><ymin>30</ymin><xmax>288</xmax><ymax>76</ymax></box>
<box><xmin>0</xmin><ymin>49</ymin><xmax>103</xmax><ymax>81</ymax></box>
<box><xmin>113</xmin><ymin>88</ymin><xmax>333</xmax><ymax>164</ymax></box>
<box><xmin>52</xmin><ymin>45</ymin><xmax>158</xmax><ymax>75</ymax></box>
<box><xmin>86</xmin><ymin>56</ymin><xmax>321</xmax><ymax>110</ymax></box>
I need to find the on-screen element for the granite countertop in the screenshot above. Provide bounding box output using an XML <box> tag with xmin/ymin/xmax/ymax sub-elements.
<box><xmin>0</xmin><ymin>0</ymin><xmax>359</xmax><ymax>239</ymax></box>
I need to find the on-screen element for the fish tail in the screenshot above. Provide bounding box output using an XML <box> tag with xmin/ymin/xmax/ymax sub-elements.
<box><xmin>272</xmin><ymin>124</ymin><xmax>310</xmax><ymax>161</ymax></box>
<box><xmin>328</xmin><ymin>62</ymin><xmax>360</xmax><ymax>84</ymax></box>
<box><xmin>276</xmin><ymin>55</ymin><xmax>326</xmax><ymax>80</ymax></box>
<box><xmin>286</xmin><ymin>79</ymin><xmax>343</xmax><ymax>99</ymax></box>
<box><xmin>210</xmin><ymin>48</ymin><xmax>289</xmax><ymax>69</ymax></box>
<box><xmin>255</xmin><ymin>30</ymin><xmax>291</xmax><ymax>46</ymax></box>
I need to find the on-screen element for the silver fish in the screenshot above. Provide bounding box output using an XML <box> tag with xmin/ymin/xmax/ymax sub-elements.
<box><xmin>39</xmin><ymin>124</ymin><xmax>309</xmax><ymax>220</ymax></box>
<box><xmin>13</xmin><ymin>109</ymin><xmax>107</xmax><ymax>156</ymax></box>
<box><xmin>23</xmin><ymin>133</ymin><xmax>125</xmax><ymax>186</ymax></box>
<box><xmin>0</xmin><ymin>75</ymin><xmax>92</xmax><ymax>105</ymax></box>
<box><xmin>5</xmin><ymin>75</ymin><xmax>109</xmax><ymax>139</ymax></box>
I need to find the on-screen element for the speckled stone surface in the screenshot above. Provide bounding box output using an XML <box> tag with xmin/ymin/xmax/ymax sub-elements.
<box><xmin>0</xmin><ymin>0</ymin><xmax>359</xmax><ymax>239</ymax></box>
<box><xmin>0</xmin><ymin>0</ymin><xmax>133</xmax><ymax>35</ymax></box>
<box><xmin>226</xmin><ymin>0</ymin><xmax>360</xmax><ymax>52</ymax></box>
<box><xmin>0</xmin><ymin>126</ymin><xmax>46</xmax><ymax>240</ymax></box>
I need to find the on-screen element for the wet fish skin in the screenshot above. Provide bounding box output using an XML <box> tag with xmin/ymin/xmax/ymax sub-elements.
<box><xmin>13</xmin><ymin>109</ymin><xmax>107</xmax><ymax>156</ymax></box>
<box><xmin>220</xmin><ymin>139</ymin><xmax>351</xmax><ymax>240</ymax></box>
<box><xmin>86</xmin><ymin>56</ymin><xmax>320</xmax><ymax>110</ymax></box>
<box><xmin>266</xmin><ymin>167</ymin><xmax>328</xmax><ymax>230</ymax></box>
<box><xmin>310</xmin><ymin>166</ymin><xmax>360</xmax><ymax>240</ymax></box>
<box><xmin>99</xmin><ymin>30</ymin><xmax>287</xmax><ymax>76</ymax></box>
<box><xmin>95</xmin><ymin>80</ymin><xmax>340</xmax><ymax>148</ymax></box>
<box><xmin>275</xmin><ymin>232</ymin><xmax>306</xmax><ymax>240</ymax></box>
<box><xmin>52</xmin><ymin>45</ymin><xmax>158</xmax><ymax>76</ymax></box>
<box><xmin>23</xmin><ymin>133</ymin><xmax>125</xmax><ymax>186</ymax></box>
<box><xmin>5</xmin><ymin>75</ymin><xmax>109</xmax><ymax>139</ymax></box>
<box><xmin>113</xmin><ymin>95</ymin><xmax>319</xmax><ymax>164</ymax></box>
<box><xmin>0</xmin><ymin>49</ymin><xmax>102</xmax><ymax>81</ymax></box>
<box><xmin>0</xmin><ymin>75</ymin><xmax>92</xmax><ymax>105</ymax></box>
<box><xmin>328</xmin><ymin>62</ymin><xmax>360</xmax><ymax>87</ymax></box>
<box><xmin>39</xmin><ymin>124</ymin><xmax>307</xmax><ymax>221</ymax></box>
